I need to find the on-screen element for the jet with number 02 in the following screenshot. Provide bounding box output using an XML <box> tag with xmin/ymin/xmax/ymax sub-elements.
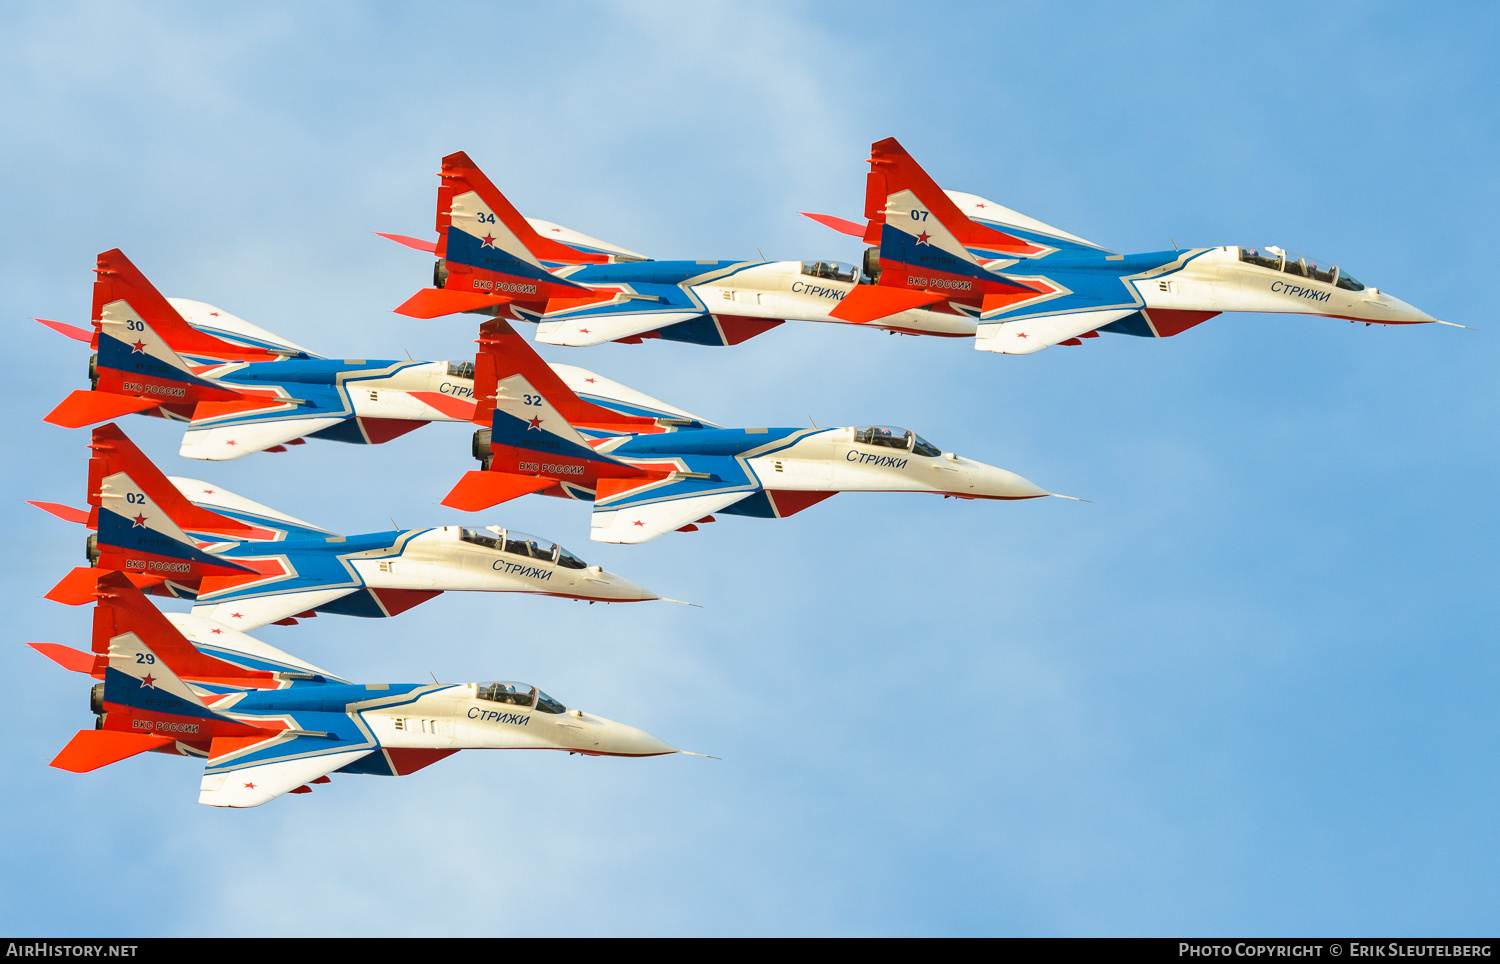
<box><xmin>438</xmin><ymin>319</ymin><xmax>1072</xmax><ymax>544</ymax></box>
<box><xmin>797</xmin><ymin>137</ymin><xmax>1448</xmax><ymax>354</ymax></box>
<box><xmin>33</xmin><ymin>571</ymin><xmax>684</xmax><ymax>808</ymax></box>
<box><xmin>32</xmin><ymin>423</ymin><xmax>664</xmax><ymax>631</ymax></box>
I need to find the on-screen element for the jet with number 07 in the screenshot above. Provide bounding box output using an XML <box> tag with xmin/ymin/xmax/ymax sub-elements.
<box><xmin>798</xmin><ymin>137</ymin><xmax>1450</xmax><ymax>354</ymax></box>
<box><xmin>438</xmin><ymin>319</ymin><xmax>1074</xmax><ymax>544</ymax></box>
<box><xmin>34</xmin><ymin>571</ymin><xmax>684</xmax><ymax>808</ymax></box>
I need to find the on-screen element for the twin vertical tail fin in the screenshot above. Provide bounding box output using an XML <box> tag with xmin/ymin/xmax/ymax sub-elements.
<box><xmin>828</xmin><ymin>138</ymin><xmax>1043</xmax><ymax>324</ymax></box>
<box><xmin>44</xmin><ymin>250</ymin><xmax>252</xmax><ymax>428</ymax></box>
<box><xmin>396</xmin><ymin>152</ymin><xmax>595</xmax><ymax>319</ymax></box>
<box><xmin>50</xmin><ymin>571</ymin><xmax>272</xmax><ymax>773</ymax></box>
<box><xmin>45</xmin><ymin>423</ymin><xmax>260</xmax><ymax>605</ymax></box>
<box><xmin>442</xmin><ymin>320</ymin><xmax>658</xmax><ymax>511</ymax></box>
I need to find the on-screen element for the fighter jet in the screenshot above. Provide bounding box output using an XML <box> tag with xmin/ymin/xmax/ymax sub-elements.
<box><xmin>385</xmin><ymin>151</ymin><xmax>983</xmax><ymax>347</ymax></box>
<box><xmin>799</xmin><ymin>137</ymin><xmax>1449</xmax><ymax>354</ymax></box>
<box><xmin>33</xmin><ymin>423</ymin><xmax>662</xmax><ymax>630</ymax></box>
<box><xmin>38</xmin><ymin>248</ymin><xmax>483</xmax><ymax>459</ymax></box>
<box><xmin>439</xmin><ymin>320</ymin><xmax>1070</xmax><ymax>544</ymax></box>
<box><xmin>34</xmin><ymin>571</ymin><xmax>682</xmax><ymax>808</ymax></box>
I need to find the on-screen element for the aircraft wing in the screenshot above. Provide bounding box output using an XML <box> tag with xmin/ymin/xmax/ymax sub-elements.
<box><xmin>179</xmin><ymin>415</ymin><xmax>347</xmax><ymax>460</ymax></box>
<box><xmin>192</xmin><ymin>586</ymin><xmax>361</xmax><ymax>632</ymax></box>
<box><xmin>550</xmin><ymin>364</ymin><xmax>717</xmax><ymax>425</ymax></box>
<box><xmin>200</xmin><ymin>737</ymin><xmax>374</xmax><ymax>808</ymax></box>
<box><xmin>535</xmin><ymin>309</ymin><xmax>704</xmax><ymax>347</ymax></box>
<box><xmin>170</xmin><ymin>477</ymin><xmax>334</xmax><ymax>541</ymax></box>
<box><xmin>974</xmin><ymin>308</ymin><xmax>1138</xmax><ymax>355</ymax></box>
<box><xmin>590</xmin><ymin>489</ymin><xmax>751</xmax><ymax>545</ymax></box>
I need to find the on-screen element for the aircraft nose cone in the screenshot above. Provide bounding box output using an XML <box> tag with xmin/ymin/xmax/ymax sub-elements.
<box><xmin>586</xmin><ymin>569</ymin><xmax>660</xmax><ymax>603</ymax></box>
<box><xmin>599</xmin><ymin>721</ymin><xmax>677</xmax><ymax>757</ymax></box>
<box><xmin>963</xmin><ymin>462</ymin><xmax>1054</xmax><ymax>500</ymax></box>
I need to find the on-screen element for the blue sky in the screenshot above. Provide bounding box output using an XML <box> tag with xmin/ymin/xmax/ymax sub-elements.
<box><xmin>1</xmin><ymin>1</ymin><xmax>1496</xmax><ymax>936</ymax></box>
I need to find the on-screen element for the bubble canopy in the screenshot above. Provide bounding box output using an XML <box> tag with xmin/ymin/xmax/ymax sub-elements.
<box><xmin>853</xmin><ymin>425</ymin><xmax>941</xmax><ymax>457</ymax></box>
<box><xmin>458</xmin><ymin>527</ymin><xmax>588</xmax><ymax>569</ymax></box>
<box><xmin>474</xmin><ymin>681</ymin><xmax>566</xmax><ymax>714</ymax></box>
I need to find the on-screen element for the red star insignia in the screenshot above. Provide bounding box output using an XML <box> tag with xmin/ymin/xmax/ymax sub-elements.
<box><xmin>230</xmin><ymin>612</ymin><xmax>243</xmax><ymax>619</ymax></box>
<box><xmin>209</xmin><ymin>311</ymin><xmax>220</xmax><ymax>316</ymax></box>
<box><xmin>632</xmin><ymin>520</ymin><xmax>645</xmax><ymax>527</ymax></box>
<box><xmin>132</xmin><ymin>513</ymin><xmax>147</xmax><ymax>527</ymax></box>
<box><xmin>140</xmin><ymin>674</ymin><xmax>156</xmax><ymax>688</ymax></box>
<box><xmin>210</xmin><ymin>628</ymin><xmax>223</xmax><ymax>634</ymax></box>
<box><xmin>916</xmin><ymin>231</ymin><xmax>931</xmax><ymax>245</ymax></box>
<box><xmin>224</xmin><ymin>440</ymin><xmax>236</xmax><ymax>446</ymax></box>
<box><xmin>1016</xmin><ymin>332</ymin><xmax>1029</xmax><ymax>338</ymax></box>
<box><xmin>527</xmin><ymin>416</ymin><xmax>542</xmax><ymax>429</ymax></box>
<box><xmin>243</xmin><ymin>782</ymin><xmax>256</xmax><ymax>789</ymax></box>
<box><xmin>578</xmin><ymin>328</ymin><xmax>590</xmax><ymax>334</ymax></box>
<box><xmin>481</xmin><ymin>233</ymin><xmax>496</xmax><ymax>247</ymax></box>
<box><xmin>131</xmin><ymin>339</ymin><xmax>146</xmax><ymax>352</ymax></box>
<box><xmin>202</xmin><ymin>489</ymin><xmax>215</xmax><ymax>495</ymax></box>
<box><xmin>975</xmin><ymin>203</ymin><xmax>986</xmax><ymax>208</ymax></box>
<box><xmin>584</xmin><ymin>378</ymin><xmax>596</xmax><ymax>384</ymax></box>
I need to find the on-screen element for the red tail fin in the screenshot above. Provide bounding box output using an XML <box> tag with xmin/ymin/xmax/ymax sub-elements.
<box><xmin>862</xmin><ymin>138</ymin><xmax>1039</xmax><ymax>256</ymax></box>
<box><xmin>91</xmin><ymin>570</ymin><xmax>275</xmax><ymax>683</ymax></box>
<box><xmin>472</xmin><ymin>320</ymin><xmax>656</xmax><ymax>432</ymax></box>
<box><xmin>435</xmin><ymin>152</ymin><xmax>607</xmax><ymax>264</ymax></box>
<box><xmin>92</xmin><ymin>250</ymin><xmax>282</xmax><ymax>361</ymax></box>
<box><xmin>89</xmin><ymin>423</ymin><xmax>257</xmax><ymax>540</ymax></box>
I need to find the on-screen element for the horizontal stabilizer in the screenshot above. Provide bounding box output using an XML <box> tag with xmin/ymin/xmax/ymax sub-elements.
<box><xmin>46</xmin><ymin>567</ymin><xmax>163</xmax><ymax>605</ymax></box>
<box><xmin>44</xmin><ymin>391</ymin><xmax>160</xmax><ymax>428</ymax></box>
<box><xmin>395</xmin><ymin>288</ymin><xmax>513</xmax><ymax>319</ymax></box>
<box><xmin>28</xmin><ymin>642</ymin><xmax>96</xmax><ymax>674</ymax></box>
<box><xmin>51</xmin><ymin>730</ymin><xmax>173</xmax><ymax>773</ymax></box>
<box><xmin>28</xmin><ymin>501</ymin><xmax>90</xmax><ymax>524</ymax></box>
<box><xmin>375</xmin><ymin>232</ymin><xmax>437</xmax><ymax>253</ymax></box>
<box><xmin>975</xmin><ymin>309</ymin><xmax>1136</xmax><ymax>355</ymax></box>
<box><xmin>36</xmin><ymin>318</ymin><xmax>94</xmax><ymax>343</ymax></box>
<box><xmin>829</xmin><ymin>285</ymin><xmax>946</xmax><ymax>323</ymax></box>
<box><xmin>799</xmin><ymin>212</ymin><xmax>866</xmax><ymax>238</ymax></box>
<box><xmin>442</xmin><ymin>471</ymin><xmax>555</xmax><ymax>511</ymax></box>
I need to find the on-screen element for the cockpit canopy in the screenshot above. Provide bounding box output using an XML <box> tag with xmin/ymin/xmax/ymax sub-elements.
<box><xmin>853</xmin><ymin>425</ymin><xmax>941</xmax><ymax>457</ymax></box>
<box><xmin>801</xmin><ymin>260</ymin><xmax>858</xmax><ymax>284</ymax></box>
<box><xmin>446</xmin><ymin>360</ymin><xmax>475</xmax><ymax>380</ymax></box>
<box><xmin>475</xmin><ymin>681</ymin><xmax>566</xmax><ymax>714</ymax></box>
<box><xmin>1239</xmin><ymin>246</ymin><xmax>1364</xmax><ymax>291</ymax></box>
<box><xmin>459</xmin><ymin>527</ymin><xmax>588</xmax><ymax>569</ymax></box>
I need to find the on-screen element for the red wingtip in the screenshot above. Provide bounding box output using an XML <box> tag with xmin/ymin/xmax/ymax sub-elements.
<box><xmin>35</xmin><ymin>318</ymin><xmax>95</xmax><ymax>344</ymax></box>
<box><xmin>374</xmin><ymin>232</ymin><xmax>438</xmax><ymax>254</ymax></box>
<box><xmin>27</xmin><ymin>501</ymin><xmax>91</xmax><ymax>525</ymax></box>
<box><xmin>799</xmin><ymin>213</ymin><xmax>866</xmax><ymax>238</ymax></box>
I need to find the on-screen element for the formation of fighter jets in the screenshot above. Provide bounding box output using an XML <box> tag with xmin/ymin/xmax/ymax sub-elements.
<box><xmin>28</xmin><ymin>138</ymin><xmax>1448</xmax><ymax>807</ymax></box>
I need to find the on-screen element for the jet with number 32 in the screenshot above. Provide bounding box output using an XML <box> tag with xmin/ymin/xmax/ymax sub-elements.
<box><xmin>438</xmin><ymin>320</ymin><xmax>1072</xmax><ymax>544</ymax></box>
